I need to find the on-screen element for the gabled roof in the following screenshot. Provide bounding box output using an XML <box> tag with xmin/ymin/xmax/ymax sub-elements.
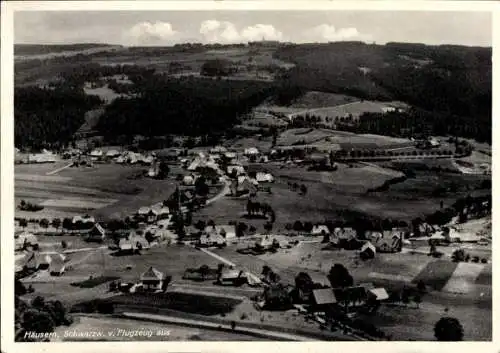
<box><xmin>312</xmin><ymin>288</ymin><xmax>337</xmax><ymax>305</ymax></box>
<box><xmin>90</xmin><ymin>223</ymin><xmax>106</xmax><ymax>236</ymax></box>
<box><xmin>220</xmin><ymin>270</ymin><xmax>243</xmax><ymax>280</ymax></box>
<box><xmin>312</xmin><ymin>225</ymin><xmax>330</xmax><ymax>234</ymax></box>
<box><xmin>368</xmin><ymin>287</ymin><xmax>389</xmax><ymax>301</ymax></box>
<box><xmin>140</xmin><ymin>266</ymin><xmax>164</xmax><ymax>281</ymax></box>
<box><xmin>361</xmin><ymin>241</ymin><xmax>376</xmax><ymax>253</ymax></box>
<box><xmin>333</xmin><ymin>286</ymin><xmax>367</xmax><ymax>302</ymax></box>
<box><xmin>138</xmin><ymin>207</ymin><xmax>150</xmax><ymax>215</ymax></box>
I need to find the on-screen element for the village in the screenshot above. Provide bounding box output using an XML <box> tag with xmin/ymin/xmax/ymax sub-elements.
<box><xmin>14</xmin><ymin>136</ymin><xmax>492</xmax><ymax>341</ymax></box>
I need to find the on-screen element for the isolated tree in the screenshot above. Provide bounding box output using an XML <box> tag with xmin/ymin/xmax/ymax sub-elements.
<box><xmin>327</xmin><ymin>264</ymin><xmax>354</xmax><ymax>289</ymax></box>
<box><xmin>300</xmin><ymin>184</ymin><xmax>308</xmax><ymax>195</ymax></box>
<box><xmin>434</xmin><ymin>317</ymin><xmax>464</xmax><ymax>341</ymax></box>
<box><xmin>61</xmin><ymin>240</ymin><xmax>68</xmax><ymax>249</ymax></box>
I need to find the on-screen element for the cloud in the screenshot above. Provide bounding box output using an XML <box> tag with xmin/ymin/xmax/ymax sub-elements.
<box><xmin>241</xmin><ymin>24</ymin><xmax>283</xmax><ymax>42</ymax></box>
<box><xmin>199</xmin><ymin>20</ymin><xmax>283</xmax><ymax>43</ymax></box>
<box><xmin>302</xmin><ymin>24</ymin><xmax>372</xmax><ymax>43</ymax></box>
<box><xmin>126</xmin><ymin>21</ymin><xmax>178</xmax><ymax>44</ymax></box>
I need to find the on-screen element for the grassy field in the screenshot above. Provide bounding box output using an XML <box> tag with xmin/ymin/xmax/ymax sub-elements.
<box><xmin>276</xmin><ymin>128</ymin><xmax>411</xmax><ymax>148</ymax></box>
<box><xmin>15</xmin><ymin>163</ymin><xmax>178</xmax><ymax>221</ymax></box>
<box><xmin>285</xmin><ymin>91</ymin><xmax>359</xmax><ymax>109</ymax></box>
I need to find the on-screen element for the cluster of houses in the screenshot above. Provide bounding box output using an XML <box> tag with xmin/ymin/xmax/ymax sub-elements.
<box><xmin>15</xmin><ymin>148</ymin><xmax>58</xmax><ymax>164</ymax></box>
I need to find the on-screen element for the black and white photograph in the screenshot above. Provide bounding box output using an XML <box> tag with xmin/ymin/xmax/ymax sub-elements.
<box><xmin>1</xmin><ymin>1</ymin><xmax>495</xmax><ymax>347</ymax></box>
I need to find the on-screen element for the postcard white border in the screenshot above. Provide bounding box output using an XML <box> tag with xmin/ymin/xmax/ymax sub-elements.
<box><xmin>1</xmin><ymin>1</ymin><xmax>498</xmax><ymax>353</ymax></box>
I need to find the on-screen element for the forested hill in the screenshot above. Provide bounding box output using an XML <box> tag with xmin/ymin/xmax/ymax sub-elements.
<box><xmin>15</xmin><ymin>87</ymin><xmax>102</xmax><ymax>149</ymax></box>
<box><xmin>274</xmin><ymin>41</ymin><xmax>491</xmax><ymax>122</ymax></box>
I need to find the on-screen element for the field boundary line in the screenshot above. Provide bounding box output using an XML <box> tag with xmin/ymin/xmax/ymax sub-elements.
<box><xmin>46</xmin><ymin>162</ymin><xmax>73</xmax><ymax>176</ymax></box>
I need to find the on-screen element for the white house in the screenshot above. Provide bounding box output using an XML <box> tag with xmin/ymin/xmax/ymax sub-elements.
<box><xmin>227</xmin><ymin>165</ymin><xmax>246</xmax><ymax>176</ymax></box>
<box><xmin>367</xmin><ymin>230</ymin><xmax>402</xmax><ymax>253</ymax></box>
<box><xmin>244</xmin><ymin>147</ymin><xmax>260</xmax><ymax>156</ymax></box>
<box><xmin>311</xmin><ymin>225</ymin><xmax>330</xmax><ymax>236</ymax></box>
<box><xmin>256</xmin><ymin>172</ymin><xmax>274</xmax><ymax>183</ymax></box>
<box><xmin>90</xmin><ymin>149</ymin><xmax>103</xmax><ymax>158</ymax></box>
<box><xmin>331</xmin><ymin>227</ymin><xmax>356</xmax><ymax>244</ymax></box>
<box><xmin>204</xmin><ymin>225</ymin><xmax>236</xmax><ymax>240</ymax></box>
<box><xmin>140</xmin><ymin>267</ymin><xmax>166</xmax><ymax>291</ymax></box>
<box><xmin>72</xmin><ymin>215</ymin><xmax>96</xmax><ymax>225</ymax></box>
<box><xmin>15</xmin><ymin>232</ymin><xmax>38</xmax><ymax>251</ymax></box>
<box><xmin>105</xmin><ymin>149</ymin><xmax>120</xmax><ymax>158</ymax></box>
<box><xmin>183</xmin><ymin>175</ymin><xmax>195</xmax><ymax>186</ymax></box>
<box><xmin>210</xmin><ymin>146</ymin><xmax>227</xmax><ymax>154</ymax></box>
<box><xmin>199</xmin><ymin>232</ymin><xmax>226</xmax><ymax>247</ymax></box>
<box><xmin>35</xmin><ymin>253</ymin><xmax>66</xmax><ymax>271</ymax></box>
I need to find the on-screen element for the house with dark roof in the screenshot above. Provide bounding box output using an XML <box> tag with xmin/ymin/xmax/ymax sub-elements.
<box><xmin>85</xmin><ymin>223</ymin><xmax>106</xmax><ymax>242</ymax></box>
<box><xmin>360</xmin><ymin>241</ymin><xmax>376</xmax><ymax>260</ymax></box>
<box><xmin>140</xmin><ymin>267</ymin><xmax>167</xmax><ymax>292</ymax></box>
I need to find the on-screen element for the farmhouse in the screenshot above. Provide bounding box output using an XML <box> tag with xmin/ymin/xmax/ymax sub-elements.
<box><xmin>224</xmin><ymin>152</ymin><xmax>237</xmax><ymax>160</ymax></box>
<box><xmin>230</xmin><ymin>176</ymin><xmax>258</xmax><ymax>196</ymax></box>
<box><xmin>312</xmin><ymin>288</ymin><xmax>338</xmax><ymax>309</ymax></box>
<box><xmin>15</xmin><ymin>231</ymin><xmax>38</xmax><ymax>251</ymax></box>
<box><xmin>89</xmin><ymin>149</ymin><xmax>103</xmax><ymax>159</ymax></box>
<box><xmin>227</xmin><ymin>165</ymin><xmax>246</xmax><ymax>176</ymax></box>
<box><xmin>35</xmin><ymin>253</ymin><xmax>66</xmax><ymax>271</ymax></box>
<box><xmin>85</xmin><ymin>223</ymin><xmax>106</xmax><ymax>242</ymax></box>
<box><xmin>255</xmin><ymin>172</ymin><xmax>274</xmax><ymax>183</ymax></box>
<box><xmin>367</xmin><ymin>230</ymin><xmax>403</xmax><ymax>253</ymax></box>
<box><xmin>311</xmin><ymin>225</ymin><xmax>330</xmax><ymax>236</ymax></box>
<box><xmin>140</xmin><ymin>267</ymin><xmax>167</xmax><ymax>292</ymax></box>
<box><xmin>217</xmin><ymin>269</ymin><xmax>247</xmax><ymax>286</ymax></box>
<box><xmin>28</xmin><ymin>152</ymin><xmax>57</xmax><ymax>164</ymax></box>
<box><xmin>367</xmin><ymin>287</ymin><xmax>389</xmax><ymax>302</ymax></box>
<box><xmin>360</xmin><ymin>241</ymin><xmax>376</xmax><ymax>260</ymax></box>
<box><xmin>203</xmin><ymin>224</ymin><xmax>236</xmax><ymax>240</ymax></box>
<box><xmin>183</xmin><ymin>175</ymin><xmax>195</xmax><ymax>186</ymax></box>
<box><xmin>72</xmin><ymin>215</ymin><xmax>96</xmax><ymax>225</ymax></box>
<box><xmin>49</xmin><ymin>261</ymin><xmax>66</xmax><ymax>276</ymax></box>
<box><xmin>210</xmin><ymin>146</ymin><xmax>227</xmax><ymax>154</ymax></box>
<box><xmin>105</xmin><ymin>149</ymin><xmax>120</xmax><ymax>158</ymax></box>
<box><xmin>244</xmin><ymin>147</ymin><xmax>260</xmax><ymax>156</ymax></box>
<box><xmin>331</xmin><ymin>227</ymin><xmax>357</xmax><ymax>245</ymax></box>
<box><xmin>198</xmin><ymin>232</ymin><xmax>226</xmax><ymax>247</ymax></box>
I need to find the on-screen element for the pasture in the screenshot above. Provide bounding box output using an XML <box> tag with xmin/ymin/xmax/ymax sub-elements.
<box><xmin>276</xmin><ymin>128</ymin><xmax>412</xmax><ymax>149</ymax></box>
<box><xmin>15</xmin><ymin>163</ymin><xmax>178</xmax><ymax>221</ymax></box>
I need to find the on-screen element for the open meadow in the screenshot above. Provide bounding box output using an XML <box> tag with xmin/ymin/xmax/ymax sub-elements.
<box><xmin>15</xmin><ymin>163</ymin><xmax>178</xmax><ymax>221</ymax></box>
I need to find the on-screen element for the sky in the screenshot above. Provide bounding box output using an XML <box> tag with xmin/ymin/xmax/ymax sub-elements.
<box><xmin>14</xmin><ymin>11</ymin><xmax>492</xmax><ymax>47</ymax></box>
